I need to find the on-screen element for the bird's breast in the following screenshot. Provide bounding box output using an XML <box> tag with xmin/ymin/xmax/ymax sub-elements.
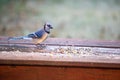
<box><xmin>33</xmin><ymin>33</ymin><xmax>48</xmax><ymax>44</ymax></box>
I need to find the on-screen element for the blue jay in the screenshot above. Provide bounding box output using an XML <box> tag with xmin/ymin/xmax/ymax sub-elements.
<box><xmin>9</xmin><ymin>22</ymin><xmax>53</xmax><ymax>44</ymax></box>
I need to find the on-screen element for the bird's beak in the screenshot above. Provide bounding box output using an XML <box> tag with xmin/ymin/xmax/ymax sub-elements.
<box><xmin>50</xmin><ymin>26</ymin><xmax>53</xmax><ymax>29</ymax></box>
<box><xmin>49</xmin><ymin>25</ymin><xmax>53</xmax><ymax>29</ymax></box>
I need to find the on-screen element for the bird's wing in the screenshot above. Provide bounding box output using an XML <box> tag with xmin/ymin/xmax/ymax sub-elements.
<box><xmin>27</xmin><ymin>33</ymin><xmax>38</xmax><ymax>38</ymax></box>
<box><xmin>28</xmin><ymin>29</ymin><xmax>45</xmax><ymax>38</ymax></box>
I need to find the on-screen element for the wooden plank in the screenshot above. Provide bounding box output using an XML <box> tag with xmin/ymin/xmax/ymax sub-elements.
<box><xmin>0</xmin><ymin>51</ymin><xmax>120</xmax><ymax>68</ymax></box>
<box><xmin>0</xmin><ymin>66</ymin><xmax>120</xmax><ymax>80</ymax></box>
<box><xmin>0</xmin><ymin>37</ymin><xmax>120</xmax><ymax>68</ymax></box>
<box><xmin>0</xmin><ymin>37</ymin><xmax>120</xmax><ymax>48</ymax></box>
<box><xmin>0</xmin><ymin>60</ymin><xmax>120</xmax><ymax>68</ymax></box>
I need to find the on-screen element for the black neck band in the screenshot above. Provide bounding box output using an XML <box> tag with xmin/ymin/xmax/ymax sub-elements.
<box><xmin>45</xmin><ymin>30</ymin><xmax>50</xmax><ymax>34</ymax></box>
<box><xmin>44</xmin><ymin>26</ymin><xmax>50</xmax><ymax>34</ymax></box>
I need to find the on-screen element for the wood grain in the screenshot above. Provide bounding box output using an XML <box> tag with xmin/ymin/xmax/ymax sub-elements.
<box><xmin>0</xmin><ymin>66</ymin><xmax>120</xmax><ymax>80</ymax></box>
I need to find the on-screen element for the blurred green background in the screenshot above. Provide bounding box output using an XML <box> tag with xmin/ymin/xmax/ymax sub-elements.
<box><xmin>0</xmin><ymin>0</ymin><xmax>120</xmax><ymax>40</ymax></box>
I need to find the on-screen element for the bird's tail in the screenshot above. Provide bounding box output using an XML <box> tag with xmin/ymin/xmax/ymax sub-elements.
<box><xmin>9</xmin><ymin>36</ymin><xmax>32</xmax><ymax>40</ymax></box>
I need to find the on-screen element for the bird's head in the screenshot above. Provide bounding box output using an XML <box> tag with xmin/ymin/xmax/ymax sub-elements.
<box><xmin>44</xmin><ymin>22</ymin><xmax>53</xmax><ymax>33</ymax></box>
<box><xmin>44</xmin><ymin>22</ymin><xmax>53</xmax><ymax>29</ymax></box>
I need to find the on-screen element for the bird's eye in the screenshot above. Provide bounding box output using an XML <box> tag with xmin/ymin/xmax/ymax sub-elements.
<box><xmin>47</xmin><ymin>25</ymin><xmax>51</xmax><ymax>27</ymax></box>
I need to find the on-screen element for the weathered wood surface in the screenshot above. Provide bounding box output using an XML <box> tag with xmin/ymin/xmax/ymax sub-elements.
<box><xmin>0</xmin><ymin>37</ymin><xmax>120</xmax><ymax>68</ymax></box>
<box><xmin>0</xmin><ymin>37</ymin><xmax>120</xmax><ymax>80</ymax></box>
<box><xmin>0</xmin><ymin>50</ymin><xmax>120</xmax><ymax>68</ymax></box>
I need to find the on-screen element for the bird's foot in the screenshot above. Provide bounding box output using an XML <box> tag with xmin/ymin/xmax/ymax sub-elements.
<box><xmin>35</xmin><ymin>44</ymin><xmax>46</xmax><ymax>49</ymax></box>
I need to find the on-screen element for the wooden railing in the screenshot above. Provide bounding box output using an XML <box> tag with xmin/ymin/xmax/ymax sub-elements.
<box><xmin>0</xmin><ymin>37</ymin><xmax>120</xmax><ymax>80</ymax></box>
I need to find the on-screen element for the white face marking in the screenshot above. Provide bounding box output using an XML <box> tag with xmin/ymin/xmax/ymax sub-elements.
<box><xmin>44</xmin><ymin>23</ymin><xmax>53</xmax><ymax>33</ymax></box>
<box><xmin>45</xmin><ymin>25</ymin><xmax>50</xmax><ymax>31</ymax></box>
